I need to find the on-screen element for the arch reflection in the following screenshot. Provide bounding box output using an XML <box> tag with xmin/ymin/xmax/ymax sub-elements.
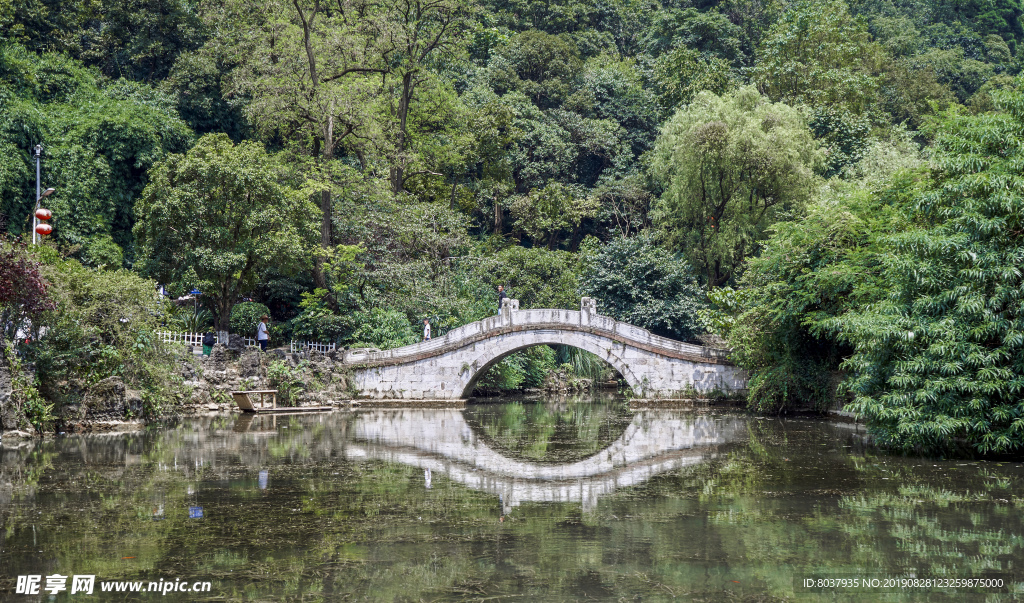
<box><xmin>344</xmin><ymin>406</ymin><xmax>747</xmax><ymax>512</ymax></box>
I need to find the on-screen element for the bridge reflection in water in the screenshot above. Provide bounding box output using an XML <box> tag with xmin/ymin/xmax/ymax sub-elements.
<box><xmin>343</xmin><ymin>408</ymin><xmax>747</xmax><ymax>513</ymax></box>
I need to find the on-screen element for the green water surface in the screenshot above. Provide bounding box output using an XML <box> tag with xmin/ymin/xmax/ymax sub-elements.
<box><xmin>1</xmin><ymin>398</ymin><xmax>1022</xmax><ymax>601</ymax></box>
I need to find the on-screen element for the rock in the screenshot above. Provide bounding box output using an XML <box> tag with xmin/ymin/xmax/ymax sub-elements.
<box><xmin>80</xmin><ymin>376</ymin><xmax>127</xmax><ymax>420</ymax></box>
<box><xmin>0</xmin><ymin>363</ymin><xmax>20</xmax><ymax>431</ymax></box>
<box><xmin>126</xmin><ymin>389</ymin><xmax>144</xmax><ymax>416</ymax></box>
<box><xmin>236</xmin><ymin>349</ymin><xmax>261</xmax><ymax>377</ymax></box>
<box><xmin>1</xmin><ymin>429</ymin><xmax>32</xmax><ymax>439</ymax></box>
<box><xmin>206</xmin><ymin>403</ymin><xmax>219</xmax><ymax>411</ymax></box>
<box><xmin>226</xmin><ymin>334</ymin><xmax>247</xmax><ymax>354</ymax></box>
<box><xmin>207</xmin><ymin>344</ymin><xmax>229</xmax><ymax>372</ymax></box>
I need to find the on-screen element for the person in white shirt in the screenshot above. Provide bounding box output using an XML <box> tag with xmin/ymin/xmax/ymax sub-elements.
<box><xmin>256</xmin><ymin>314</ymin><xmax>270</xmax><ymax>351</ymax></box>
<box><xmin>423</xmin><ymin>318</ymin><xmax>431</xmax><ymax>341</ymax></box>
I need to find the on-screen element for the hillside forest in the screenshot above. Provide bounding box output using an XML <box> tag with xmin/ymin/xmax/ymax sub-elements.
<box><xmin>2</xmin><ymin>0</ymin><xmax>1024</xmax><ymax>455</ymax></box>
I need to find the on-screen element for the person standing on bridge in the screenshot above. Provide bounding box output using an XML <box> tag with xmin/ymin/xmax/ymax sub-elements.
<box><xmin>497</xmin><ymin>285</ymin><xmax>507</xmax><ymax>315</ymax></box>
<box><xmin>423</xmin><ymin>318</ymin><xmax>431</xmax><ymax>341</ymax></box>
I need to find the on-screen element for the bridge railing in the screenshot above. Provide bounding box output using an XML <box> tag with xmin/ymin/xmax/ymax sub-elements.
<box><xmin>342</xmin><ymin>303</ymin><xmax>730</xmax><ymax>365</ymax></box>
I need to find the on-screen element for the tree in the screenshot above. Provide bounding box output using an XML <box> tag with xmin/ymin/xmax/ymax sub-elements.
<box><xmin>827</xmin><ymin>87</ymin><xmax>1024</xmax><ymax>454</ymax></box>
<box><xmin>652</xmin><ymin>46</ymin><xmax>732</xmax><ymax>112</ymax></box>
<box><xmin>579</xmin><ymin>234</ymin><xmax>706</xmax><ymax>342</ymax></box>
<box><xmin>752</xmin><ymin>0</ymin><xmax>886</xmax><ymax>115</ymax></box>
<box><xmin>505</xmin><ymin>182</ymin><xmax>599</xmax><ymax>249</ymax></box>
<box><xmin>727</xmin><ymin>135</ymin><xmax>927</xmax><ymax>413</ymax></box>
<box><xmin>7</xmin><ymin>0</ymin><xmax>207</xmax><ymax>82</ymax></box>
<box><xmin>29</xmin><ymin>257</ymin><xmax>178</xmax><ymax>411</ymax></box>
<box><xmin>355</xmin><ymin>0</ymin><xmax>476</xmax><ymax>195</ymax></box>
<box><xmin>488</xmin><ymin>30</ymin><xmax>581</xmax><ymax>109</ymax></box>
<box><xmin>231</xmin><ymin>0</ymin><xmax>473</xmax><ymax>287</ymax></box>
<box><xmin>133</xmin><ymin>134</ymin><xmax>314</xmax><ymax>330</ymax></box>
<box><xmin>0</xmin><ymin>45</ymin><xmax>193</xmax><ymax>262</ymax></box>
<box><xmin>468</xmin><ymin>244</ymin><xmax>581</xmax><ymax>309</ymax></box>
<box><xmin>231</xmin><ymin>0</ymin><xmax>382</xmax><ymax>289</ymax></box>
<box><xmin>651</xmin><ymin>86</ymin><xmax>820</xmax><ymax>287</ymax></box>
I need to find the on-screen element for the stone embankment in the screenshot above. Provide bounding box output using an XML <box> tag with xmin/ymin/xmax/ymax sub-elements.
<box><xmin>0</xmin><ymin>344</ymin><xmax>358</xmax><ymax>439</ymax></box>
<box><xmin>180</xmin><ymin>344</ymin><xmax>355</xmax><ymax>413</ymax></box>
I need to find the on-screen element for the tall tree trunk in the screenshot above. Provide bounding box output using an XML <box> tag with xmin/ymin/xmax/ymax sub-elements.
<box><xmin>317</xmin><ymin>115</ymin><xmax>334</xmax><ymax>291</ymax></box>
<box><xmin>295</xmin><ymin>0</ymin><xmax>330</xmax><ymax>290</ymax></box>
<box><xmin>217</xmin><ymin>295</ymin><xmax>231</xmax><ymax>332</ymax></box>
<box><xmin>390</xmin><ymin>71</ymin><xmax>414</xmax><ymax>193</ymax></box>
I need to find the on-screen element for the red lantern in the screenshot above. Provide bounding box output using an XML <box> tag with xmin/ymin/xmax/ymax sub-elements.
<box><xmin>35</xmin><ymin>223</ymin><xmax>53</xmax><ymax>236</ymax></box>
<box><xmin>35</xmin><ymin>208</ymin><xmax>52</xmax><ymax>221</ymax></box>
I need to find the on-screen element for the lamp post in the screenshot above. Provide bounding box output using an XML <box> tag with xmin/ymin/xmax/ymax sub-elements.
<box><xmin>33</xmin><ymin>145</ymin><xmax>55</xmax><ymax>245</ymax></box>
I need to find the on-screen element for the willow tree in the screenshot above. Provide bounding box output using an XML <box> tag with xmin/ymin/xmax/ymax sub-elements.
<box><xmin>133</xmin><ymin>134</ymin><xmax>314</xmax><ymax>331</ymax></box>
<box><xmin>651</xmin><ymin>86</ymin><xmax>819</xmax><ymax>286</ymax></box>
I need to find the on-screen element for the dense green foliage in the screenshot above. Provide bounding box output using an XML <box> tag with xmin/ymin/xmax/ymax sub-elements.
<box><xmin>0</xmin><ymin>45</ymin><xmax>192</xmax><ymax>262</ymax></box>
<box><xmin>133</xmin><ymin>134</ymin><xmax>313</xmax><ymax>330</ymax></box>
<box><xmin>651</xmin><ymin>87</ymin><xmax>820</xmax><ymax>286</ymax></box>
<box><xmin>732</xmin><ymin>88</ymin><xmax>1024</xmax><ymax>454</ymax></box>
<box><xmin>580</xmin><ymin>235</ymin><xmax>706</xmax><ymax>341</ymax></box>
<box><xmin>24</xmin><ymin>253</ymin><xmax>182</xmax><ymax>414</ymax></box>
<box><xmin>4</xmin><ymin>0</ymin><xmax>1024</xmax><ymax>450</ymax></box>
<box><xmin>475</xmin><ymin>345</ymin><xmax>557</xmax><ymax>391</ymax></box>
<box><xmin>834</xmin><ymin>95</ymin><xmax>1024</xmax><ymax>454</ymax></box>
<box><xmin>229</xmin><ymin>301</ymin><xmax>270</xmax><ymax>338</ymax></box>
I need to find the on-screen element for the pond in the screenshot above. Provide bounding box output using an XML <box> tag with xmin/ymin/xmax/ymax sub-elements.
<box><xmin>1</xmin><ymin>398</ymin><xmax>1022</xmax><ymax>601</ymax></box>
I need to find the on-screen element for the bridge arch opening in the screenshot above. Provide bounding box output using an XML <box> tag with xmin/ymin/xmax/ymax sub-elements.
<box><xmin>461</xmin><ymin>334</ymin><xmax>643</xmax><ymax>398</ymax></box>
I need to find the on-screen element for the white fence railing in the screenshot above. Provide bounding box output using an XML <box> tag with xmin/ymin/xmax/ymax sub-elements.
<box><xmin>157</xmin><ymin>331</ymin><xmax>214</xmax><ymax>346</ymax></box>
<box><xmin>157</xmin><ymin>332</ymin><xmax>257</xmax><ymax>348</ymax></box>
<box><xmin>290</xmin><ymin>340</ymin><xmax>337</xmax><ymax>354</ymax></box>
<box><xmin>157</xmin><ymin>331</ymin><xmax>332</xmax><ymax>354</ymax></box>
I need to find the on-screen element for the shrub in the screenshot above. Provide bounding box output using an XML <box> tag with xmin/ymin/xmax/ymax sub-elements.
<box><xmin>476</xmin><ymin>346</ymin><xmax>557</xmax><ymax>391</ymax></box>
<box><xmin>348</xmin><ymin>309</ymin><xmax>416</xmax><ymax>349</ymax></box>
<box><xmin>289</xmin><ymin>289</ymin><xmax>350</xmax><ymax>343</ymax></box>
<box><xmin>26</xmin><ymin>258</ymin><xmax>181</xmax><ymax>416</ymax></box>
<box><xmin>267</xmin><ymin>360</ymin><xmax>306</xmax><ymax>406</ymax></box>
<box><xmin>230</xmin><ymin>302</ymin><xmax>271</xmax><ymax>337</ymax></box>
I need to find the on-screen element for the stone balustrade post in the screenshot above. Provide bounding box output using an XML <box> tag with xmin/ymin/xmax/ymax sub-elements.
<box><xmin>501</xmin><ymin>297</ymin><xmax>519</xmax><ymax>318</ymax></box>
<box><xmin>580</xmin><ymin>297</ymin><xmax>598</xmax><ymax>326</ymax></box>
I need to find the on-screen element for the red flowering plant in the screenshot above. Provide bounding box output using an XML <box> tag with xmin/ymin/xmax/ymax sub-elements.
<box><xmin>0</xmin><ymin>237</ymin><xmax>55</xmax><ymax>346</ymax></box>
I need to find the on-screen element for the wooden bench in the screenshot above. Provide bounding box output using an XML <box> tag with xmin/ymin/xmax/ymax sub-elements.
<box><xmin>232</xmin><ymin>389</ymin><xmax>334</xmax><ymax>414</ymax></box>
<box><xmin>232</xmin><ymin>390</ymin><xmax>278</xmax><ymax>413</ymax></box>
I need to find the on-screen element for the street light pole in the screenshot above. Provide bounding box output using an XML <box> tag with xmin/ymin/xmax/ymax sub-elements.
<box><xmin>34</xmin><ymin>145</ymin><xmax>41</xmax><ymax>245</ymax></box>
<box><xmin>31</xmin><ymin>145</ymin><xmax>55</xmax><ymax>245</ymax></box>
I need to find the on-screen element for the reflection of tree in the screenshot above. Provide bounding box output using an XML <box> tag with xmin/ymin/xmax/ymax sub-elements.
<box><xmin>463</xmin><ymin>397</ymin><xmax>634</xmax><ymax>463</ymax></box>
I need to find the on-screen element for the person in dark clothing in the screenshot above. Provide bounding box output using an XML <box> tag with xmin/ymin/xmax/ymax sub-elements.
<box><xmin>202</xmin><ymin>329</ymin><xmax>215</xmax><ymax>356</ymax></box>
<box><xmin>497</xmin><ymin>285</ymin><xmax>507</xmax><ymax>314</ymax></box>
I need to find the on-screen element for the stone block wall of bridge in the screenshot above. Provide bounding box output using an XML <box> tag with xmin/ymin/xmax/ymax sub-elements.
<box><xmin>344</xmin><ymin>300</ymin><xmax>748</xmax><ymax>400</ymax></box>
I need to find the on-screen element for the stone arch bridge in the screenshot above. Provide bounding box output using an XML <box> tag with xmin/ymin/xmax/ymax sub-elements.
<box><xmin>343</xmin><ymin>298</ymin><xmax>747</xmax><ymax>400</ymax></box>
